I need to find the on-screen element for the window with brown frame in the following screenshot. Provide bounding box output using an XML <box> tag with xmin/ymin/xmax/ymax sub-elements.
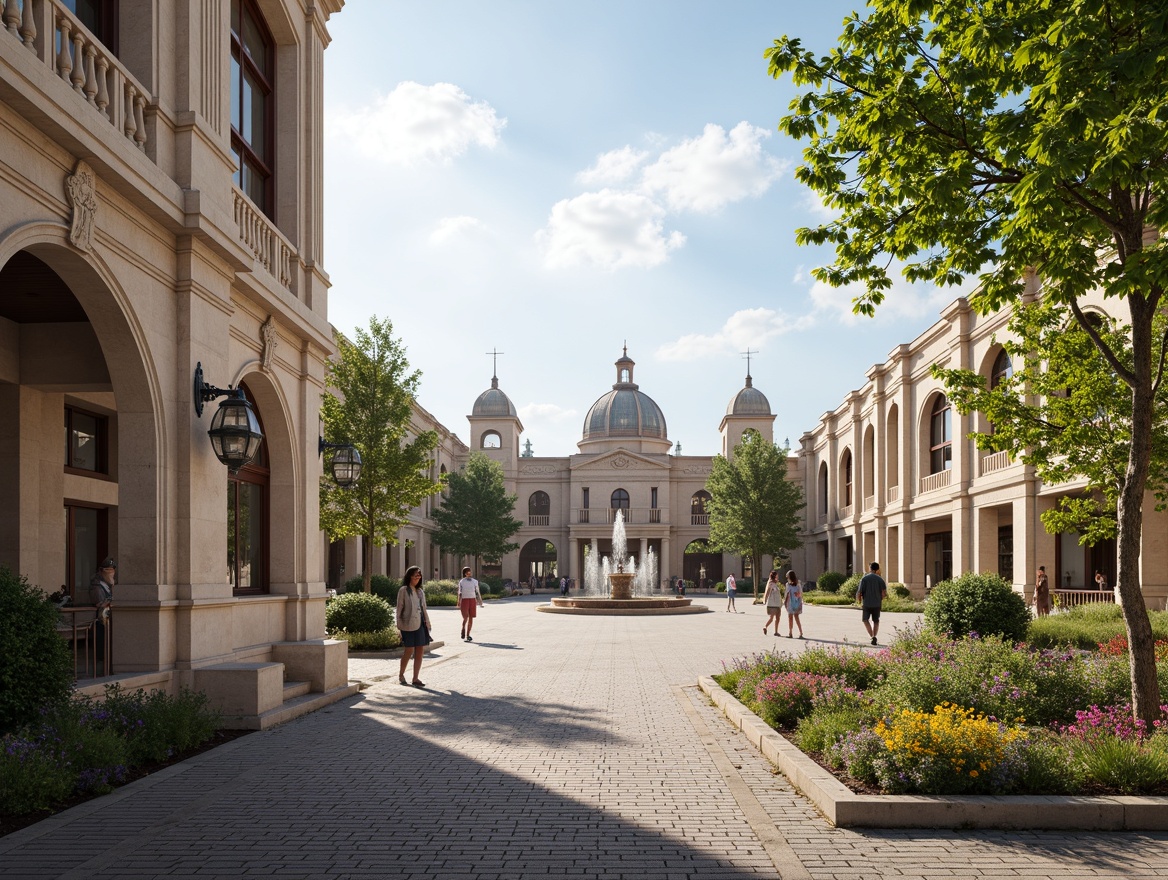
<box><xmin>64</xmin><ymin>0</ymin><xmax>119</xmax><ymax>53</ymax></box>
<box><xmin>65</xmin><ymin>405</ymin><xmax>108</xmax><ymax>474</ymax></box>
<box><xmin>227</xmin><ymin>385</ymin><xmax>269</xmax><ymax>595</ymax></box>
<box><xmin>230</xmin><ymin>0</ymin><xmax>275</xmax><ymax>216</ymax></box>
<box><xmin>65</xmin><ymin>504</ymin><xmax>108</xmax><ymax>602</ymax></box>
<box><xmin>929</xmin><ymin>395</ymin><xmax>953</xmax><ymax>474</ymax></box>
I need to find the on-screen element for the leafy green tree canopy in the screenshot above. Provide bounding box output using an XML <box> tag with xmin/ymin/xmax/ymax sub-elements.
<box><xmin>768</xmin><ymin>0</ymin><xmax>1168</xmax><ymax>722</ymax></box>
<box><xmin>430</xmin><ymin>452</ymin><xmax>522</xmax><ymax>571</ymax></box>
<box><xmin>706</xmin><ymin>431</ymin><xmax>804</xmax><ymax>597</ymax></box>
<box><xmin>320</xmin><ymin>317</ymin><xmax>441</xmax><ymax>591</ymax></box>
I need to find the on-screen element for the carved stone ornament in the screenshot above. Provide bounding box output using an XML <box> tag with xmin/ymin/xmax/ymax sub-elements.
<box><xmin>521</xmin><ymin>465</ymin><xmax>559</xmax><ymax>475</ymax></box>
<box><xmin>683</xmin><ymin>465</ymin><xmax>712</xmax><ymax>475</ymax></box>
<box><xmin>260</xmin><ymin>315</ymin><xmax>278</xmax><ymax>371</ymax></box>
<box><xmin>64</xmin><ymin>160</ymin><xmax>98</xmax><ymax>252</ymax></box>
<box><xmin>611</xmin><ymin>456</ymin><xmax>631</xmax><ymax>469</ymax></box>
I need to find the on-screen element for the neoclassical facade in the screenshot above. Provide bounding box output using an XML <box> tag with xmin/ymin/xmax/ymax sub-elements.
<box><xmin>351</xmin><ymin>350</ymin><xmax>780</xmax><ymax>589</ymax></box>
<box><xmin>785</xmin><ymin>281</ymin><xmax>1165</xmax><ymax>606</ymax></box>
<box><xmin>0</xmin><ymin>0</ymin><xmax>351</xmax><ymax>726</ymax></box>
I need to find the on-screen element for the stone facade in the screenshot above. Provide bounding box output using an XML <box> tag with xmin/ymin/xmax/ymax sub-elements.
<box><xmin>0</xmin><ymin>0</ymin><xmax>350</xmax><ymax>724</ymax></box>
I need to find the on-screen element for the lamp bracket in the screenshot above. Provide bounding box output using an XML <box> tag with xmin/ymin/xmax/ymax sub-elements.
<box><xmin>193</xmin><ymin>361</ymin><xmax>235</xmax><ymax>418</ymax></box>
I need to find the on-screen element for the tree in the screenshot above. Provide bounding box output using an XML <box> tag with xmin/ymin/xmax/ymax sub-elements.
<box><xmin>320</xmin><ymin>317</ymin><xmax>441</xmax><ymax>592</ymax></box>
<box><xmin>706</xmin><ymin>431</ymin><xmax>804</xmax><ymax>598</ymax></box>
<box><xmin>430</xmin><ymin>453</ymin><xmax>522</xmax><ymax>572</ymax></box>
<box><xmin>767</xmin><ymin>1</ymin><xmax>1168</xmax><ymax>721</ymax></box>
<box><xmin>936</xmin><ymin>302</ymin><xmax>1168</xmax><ymax>546</ymax></box>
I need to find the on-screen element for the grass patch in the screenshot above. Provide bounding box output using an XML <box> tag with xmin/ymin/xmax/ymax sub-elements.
<box><xmin>1027</xmin><ymin>603</ymin><xmax>1168</xmax><ymax>650</ymax></box>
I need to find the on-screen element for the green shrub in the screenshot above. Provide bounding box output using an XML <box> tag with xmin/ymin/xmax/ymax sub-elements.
<box><xmin>803</xmin><ymin>591</ymin><xmax>859</xmax><ymax>606</ymax></box>
<box><xmin>326</xmin><ymin>592</ymin><xmax>394</xmax><ymax>634</ymax></box>
<box><xmin>925</xmin><ymin>571</ymin><xmax>1030</xmax><ymax>642</ymax></box>
<box><xmin>335</xmin><ymin>627</ymin><xmax>401</xmax><ymax>651</ymax></box>
<box><xmin>794</xmin><ymin>684</ymin><xmax>876</xmax><ymax>754</ymax></box>
<box><xmin>480</xmin><ymin>575</ymin><xmax>504</xmax><ymax>592</ymax></box>
<box><xmin>817</xmin><ymin>571</ymin><xmax>847</xmax><ymax>594</ymax></box>
<box><xmin>889</xmin><ymin>582</ymin><xmax>911</xmax><ymax>599</ymax></box>
<box><xmin>100</xmin><ymin>685</ymin><xmax>219</xmax><ymax>763</ymax></box>
<box><xmin>0</xmin><ymin>734</ymin><xmax>76</xmax><ymax>813</ymax></box>
<box><xmin>840</xmin><ymin>574</ymin><xmax>862</xmax><ymax>597</ymax></box>
<box><xmin>1026</xmin><ymin>603</ymin><xmax>1168</xmax><ymax>650</ymax></box>
<box><xmin>1071</xmin><ymin>735</ymin><xmax>1168</xmax><ymax>794</ymax></box>
<box><xmin>715</xmin><ymin>582</ymin><xmax>726</xmax><ymax>592</ymax></box>
<box><xmin>424</xmin><ymin>583</ymin><xmax>458</xmax><ymax>606</ymax></box>
<box><xmin>343</xmin><ymin>574</ymin><xmax>402</xmax><ymax>604</ymax></box>
<box><xmin>793</xmin><ymin>646</ymin><xmax>885</xmax><ymax>690</ymax></box>
<box><xmin>0</xmin><ymin>567</ymin><xmax>73</xmax><ymax>734</ymax></box>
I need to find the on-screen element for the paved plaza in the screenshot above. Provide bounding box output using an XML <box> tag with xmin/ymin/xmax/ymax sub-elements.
<box><xmin>3</xmin><ymin>594</ymin><xmax>1166</xmax><ymax>879</ymax></box>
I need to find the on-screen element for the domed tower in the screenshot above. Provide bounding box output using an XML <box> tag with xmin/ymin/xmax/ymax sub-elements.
<box><xmin>468</xmin><ymin>369</ymin><xmax>523</xmax><ymax>473</ymax></box>
<box><xmin>719</xmin><ymin>371</ymin><xmax>775</xmax><ymax>457</ymax></box>
<box><xmin>579</xmin><ymin>348</ymin><xmax>671</xmax><ymax>455</ymax></box>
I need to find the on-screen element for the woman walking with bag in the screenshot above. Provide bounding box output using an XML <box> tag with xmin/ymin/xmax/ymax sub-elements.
<box><xmin>762</xmin><ymin>570</ymin><xmax>783</xmax><ymax>636</ymax></box>
<box><xmin>784</xmin><ymin>570</ymin><xmax>804</xmax><ymax>639</ymax></box>
<box><xmin>396</xmin><ymin>565</ymin><xmax>432</xmax><ymax>687</ymax></box>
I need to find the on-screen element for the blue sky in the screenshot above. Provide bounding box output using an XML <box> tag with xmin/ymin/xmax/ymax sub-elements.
<box><xmin>322</xmin><ymin>2</ymin><xmax>962</xmax><ymax>457</ymax></box>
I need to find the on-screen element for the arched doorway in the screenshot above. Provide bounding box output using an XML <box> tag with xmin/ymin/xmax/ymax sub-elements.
<box><xmin>518</xmin><ymin>538</ymin><xmax>557</xmax><ymax>588</ymax></box>
<box><xmin>683</xmin><ymin>539</ymin><xmax>722</xmax><ymax>590</ymax></box>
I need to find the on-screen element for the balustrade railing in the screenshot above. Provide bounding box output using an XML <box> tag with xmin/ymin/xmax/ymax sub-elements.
<box><xmin>1053</xmin><ymin>589</ymin><xmax>1114</xmax><ymax>610</ymax></box>
<box><xmin>573</xmin><ymin>508</ymin><xmax>667</xmax><ymax>525</ymax></box>
<box><xmin>528</xmin><ymin>514</ymin><xmax>549</xmax><ymax>527</ymax></box>
<box><xmin>979</xmin><ymin>450</ymin><xmax>1011</xmax><ymax>476</ymax></box>
<box><xmin>886</xmin><ymin>485</ymin><xmax>899</xmax><ymax>504</ymax></box>
<box><xmin>3</xmin><ymin>0</ymin><xmax>152</xmax><ymax>152</ymax></box>
<box><xmin>863</xmin><ymin>494</ymin><xmax>875</xmax><ymax>511</ymax></box>
<box><xmin>839</xmin><ymin>504</ymin><xmax>854</xmax><ymax>520</ymax></box>
<box><xmin>690</xmin><ymin>513</ymin><xmax>709</xmax><ymax>526</ymax></box>
<box><xmin>919</xmin><ymin>469</ymin><xmax>952</xmax><ymax>494</ymax></box>
<box><xmin>234</xmin><ymin>188</ymin><xmax>295</xmax><ymax>294</ymax></box>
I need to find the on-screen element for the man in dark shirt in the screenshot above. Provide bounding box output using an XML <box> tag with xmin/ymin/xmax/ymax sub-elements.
<box><xmin>856</xmin><ymin>561</ymin><xmax>887</xmax><ymax>646</ymax></box>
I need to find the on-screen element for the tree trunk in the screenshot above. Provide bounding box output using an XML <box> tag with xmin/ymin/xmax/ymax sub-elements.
<box><xmin>363</xmin><ymin>509</ymin><xmax>374</xmax><ymax>593</ymax></box>
<box><xmin>753</xmin><ymin>553</ymin><xmax>761</xmax><ymax>599</ymax></box>
<box><xmin>1118</xmin><ymin>296</ymin><xmax>1161</xmax><ymax>725</ymax></box>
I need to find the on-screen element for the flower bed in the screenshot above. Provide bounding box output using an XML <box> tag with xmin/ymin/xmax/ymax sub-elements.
<box><xmin>714</xmin><ymin>623</ymin><xmax>1168</xmax><ymax>796</ymax></box>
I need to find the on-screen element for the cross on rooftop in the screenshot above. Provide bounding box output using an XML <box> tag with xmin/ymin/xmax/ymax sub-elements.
<box><xmin>486</xmin><ymin>348</ymin><xmax>504</xmax><ymax>379</ymax></box>
<box><xmin>742</xmin><ymin>348</ymin><xmax>758</xmax><ymax>377</ymax></box>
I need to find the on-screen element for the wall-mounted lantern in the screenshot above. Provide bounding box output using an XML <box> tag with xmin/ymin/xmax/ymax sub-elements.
<box><xmin>193</xmin><ymin>362</ymin><xmax>263</xmax><ymax>473</ymax></box>
<box><xmin>319</xmin><ymin>438</ymin><xmax>362</xmax><ymax>488</ymax></box>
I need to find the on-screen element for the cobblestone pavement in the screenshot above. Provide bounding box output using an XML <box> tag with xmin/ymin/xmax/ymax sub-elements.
<box><xmin>3</xmin><ymin>594</ymin><xmax>1168</xmax><ymax>879</ymax></box>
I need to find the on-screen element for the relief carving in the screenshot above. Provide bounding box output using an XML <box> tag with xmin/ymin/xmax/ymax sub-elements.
<box><xmin>64</xmin><ymin>160</ymin><xmax>98</xmax><ymax>252</ymax></box>
<box><xmin>611</xmin><ymin>456</ymin><xmax>631</xmax><ymax>469</ymax></box>
<box><xmin>260</xmin><ymin>315</ymin><xmax>278</xmax><ymax>371</ymax></box>
<box><xmin>521</xmin><ymin>465</ymin><xmax>559</xmax><ymax>475</ymax></box>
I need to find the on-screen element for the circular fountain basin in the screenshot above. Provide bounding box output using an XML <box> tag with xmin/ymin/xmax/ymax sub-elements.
<box><xmin>538</xmin><ymin>596</ymin><xmax>711</xmax><ymax>615</ymax></box>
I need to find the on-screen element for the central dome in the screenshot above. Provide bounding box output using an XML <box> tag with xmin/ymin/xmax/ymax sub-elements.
<box><xmin>579</xmin><ymin>349</ymin><xmax>670</xmax><ymax>454</ymax></box>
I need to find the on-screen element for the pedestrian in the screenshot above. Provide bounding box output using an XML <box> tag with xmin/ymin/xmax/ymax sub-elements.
<box><xmin>784</xmin><ymin>570</ymin><xmax>805</xmax><ymax>638</ymax></box>
<box><xmin>678</xmin><ymin>578</ymin><xmax>686</xmax><ymax>596</ymax></box>
<box><xmin>1034</xmin><ymin>565</ymin><xmax>1051</xmax><ymax>617</ymax></box>
<box><xmin>725</xmin><ymin>571</ymin><xmax>737</xmax><ymax>612</ymax></box>
<box><xmin>396</xmin><ymin>565</ymin><xmax>432</xmax><ymax>687</ymax></box>
<box><xmin>457</xmin><ymin>566</ymin><xmax>483</xmax><ymax>641</ymax></box>
<box><xmin>762</xmin><ymin>570</ymin><xmax>783</xmax><ymax>635</ymax></box>
<box><xmin>560</xmin><ymin>575</ymin><xmax>568</xmax><ymax>596</ymax></box>
<box><xmin>856</xmin><ymin>562</ymin><xmax>887</xmax><ymax>646</ymax></box>
<box><xmin>1094</xmin><ymin>570</ymin><xmax>1108</xmax><ymax>591</ymax></box>
<box><xmin>89</xmin><ymin>556</ymin><xmax>116</xmax><ymax>671</ymax></box>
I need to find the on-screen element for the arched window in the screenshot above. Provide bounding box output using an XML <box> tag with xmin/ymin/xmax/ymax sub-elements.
<box><xmin>230</xmin><ymin>0</ymin><xmax>275</xmax><ymax>216</ymax></box>
<box><xmin>528</xmin><ymin>491</ymin><xmax>550</xmax><ymax>516</ymax></box>
<box><xmin>841</xmin><ymin>448</ymin><xmax>853</xmax><ymax>507</ymax></box>
<box><xmin>228</xmin><ymin>383</ymin><xmax>268</xmax><ymax>594</ymax></box>
<box><xmin>930</xmin><ymin>395</ymin><xmax>952</xmax><ymax>474</ymax></box>
<box><xmin>691</xmin><ymin>490</ymin><xmax>711</xmax><ymax>525</ymax></box>
<box><xmin>610</xmin><ymin>488</ymin><xmax>630</xmax><ymax>510</ymax></box>
<box><xmin>481</xmin><ymin>430</ymin><xmax>501</xmax><ymax>449</ymax></box>
<box><xmin>990</xmin><ymin>349</ymin><xmax>1013</xmax><ymax>389</ymax></box>
<box><xmin>818</xmin><ymin>462</ymin><xmax>829</xmax><ymax>517</ymax></box>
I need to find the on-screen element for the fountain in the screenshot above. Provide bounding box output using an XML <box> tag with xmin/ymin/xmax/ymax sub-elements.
<box><xmin>538</xmin><ymin>510</ymin><xmax>710</xmax><ymax>615</ymax></box>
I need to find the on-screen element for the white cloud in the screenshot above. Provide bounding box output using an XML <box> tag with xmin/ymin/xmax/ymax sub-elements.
<box><xmin>429</xmin><ymin>215</ymin><xmax>486</xmax><ymax>245</ymax></box>
<box><xmin>519</xmin><ymin>403</ymin><xmax>578</xmax><ymax>422</ymax></box>
<box><xmin>655</xmin><ymin>308</ymin><xmax>812</xmax><ymax>361</ymax></box>
<box><xmin>576</xmin><ymin>146</ymin><xmax>649</xmax><ymax>187</ymax></box>
<box><xmin>535</xmin><ymin>190</ymin><xmax>686</xmax><ymax>270</ymax></box>
<box><xmin>639</xmin><ymin>122</ymin><xmax>789</xmax><ymax>213</ymax></box>
<box><xmin>332</xmin><ymin>81</ymin><xmax>505</xmax><ymax>166</ymax></box>
<box><xmin>807</xmin><ymin>274</ymin><xmax>957</xmax><ymax>326</ymax></box>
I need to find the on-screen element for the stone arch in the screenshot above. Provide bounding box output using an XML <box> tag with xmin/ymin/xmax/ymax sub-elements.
<box><xmin>518</xmin><ymin>538</ymin><xmax>557</xmax><ymax>583</ymax></box>
<box><xmin>234</xmin><ymin>367</ymin><xmax>300</xmax><ymax>588</ymax></box>
<box><xmin>0</xmin><ymin>225</ymin><xmax>164</xmax><ymax>588</ymax></box>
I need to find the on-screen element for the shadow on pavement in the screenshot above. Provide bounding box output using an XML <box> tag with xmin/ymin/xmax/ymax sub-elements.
<box><xmin>0</xmin><ymin>692</ymin><xmax>771</xmax><ymax>879</ymax></box>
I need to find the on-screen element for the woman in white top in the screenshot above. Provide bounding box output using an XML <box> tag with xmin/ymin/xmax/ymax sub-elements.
<box><xmin>457</xmin><ymin>566</ymin><xmax>483</xmax><ymax>641</ymax></box>
<box><xmin>762</xmin><ymin>570</ymin><xmax>783</xmax><ymax>636</ymax></box>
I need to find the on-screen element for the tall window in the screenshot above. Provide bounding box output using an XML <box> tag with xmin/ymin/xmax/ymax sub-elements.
<box><xmin>610</xmin><ymin>488</ymin><xmax>630</xmax><ymax>510</ymax></box>
<box><xmin>528</xmin><ymin>491</ymin><xmax>550</xmax><ymax>517</ymax></box>
<box><xmin>691</xmin><ymin>490</ymin><xmax>711</xmax><ymax>525</ymax></box>
<box><xmin>990</xmin><ymin>350</ymin><xmax>1013</xmax><ymax>389</ymax></box>
<box><xmin>65</xmin><ymin>406</ymin><xmax>107</xmax><ymax>474</ymax></box>
<box><xmin>818</xmin><ymin>462</ymin><xmax>829</xmax><ymax>516</ymax></box>
<box><xmin>842</xmin><ymin>449</ymin><xmax>853</xmax><ymax>507</ymax></box>
<box><xmin>998</xmin><ymin>525</ymin><xmax>1014</xmax><ymax>581</ymax></box>
<box><xmin>231</xmin><ymin>0</ymin><xmax>274</xmax><ymax>216</ymax></box>
<box><xmin>930</xmin><ymin>395</ymin><xmax>952</xmax><ymax>474</ymax></box>
<box><xmin>227</xmin><ymin>385</ymin><xmax>268</xmax><ymax>594</ymax></box>
<box><xmin>64</xmin><ymin>0</ymin><xmax>118</xmax><ymax>50</ymax></box>
<box><xmin>65</xmin><ymin>504</ymin><xmax>107</xmax><ymax>601</ymax></box>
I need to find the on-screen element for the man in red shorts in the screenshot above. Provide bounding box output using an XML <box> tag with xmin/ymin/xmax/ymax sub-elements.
<box><xmin>458</xmin><ymin>566</ymin><xmax>484</xmax><ymax>641</ymax></box>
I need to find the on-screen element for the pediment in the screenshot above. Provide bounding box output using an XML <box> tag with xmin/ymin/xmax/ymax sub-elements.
<box><xmin>570</xmin><ymin>449</ymin><xmax>671</xmax><ymax>472</ymax></box>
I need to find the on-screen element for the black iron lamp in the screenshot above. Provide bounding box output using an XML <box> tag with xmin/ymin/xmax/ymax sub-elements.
<box><xmin>194</xmin><ymin>362</ymin><xmax>263</xmax><ymax>472</ymax></box>
<box><xmin>319</xmin><ymin>438</ymin><xmax>362</xmax><ymax>488</ymax></box>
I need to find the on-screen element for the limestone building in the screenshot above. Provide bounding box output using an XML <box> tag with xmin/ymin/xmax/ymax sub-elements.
<box><xmin>0</xmin><ymin>0</ymin><xmax>351</xmax><ymax>725</ymax></box>
<box><xmin>785</xmin><ymin>284</ymin><xmax>1162</xmax><ymax>607</ymax></box>
<box><xmin>341</xmin><ymin>349</ymin><xmax>781</xmax><ymax>589</ymax></box>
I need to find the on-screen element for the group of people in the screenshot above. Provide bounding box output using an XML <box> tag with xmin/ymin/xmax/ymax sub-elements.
<box><xmin>733</xmin><ymin>561</ymin><xmax>888</xmax><ymax>645</ymax></box>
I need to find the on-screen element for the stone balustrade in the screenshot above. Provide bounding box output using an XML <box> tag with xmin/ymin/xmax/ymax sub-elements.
<box><xmin>3</xmin><ymin>0</ymin><xmax>152</xmax><ymax>152</ymax></box>
<box><xmin>919</xmin><ymin>469</ymin><xmax>952</xmax><ymax>494</ymax></box>
<box><xmin>233</xmin><ymin>188</ymin><xmax>295</xmax><ymax>294</ymax></box>
<box><xmin>980</xmin><ymin>449</ymin><xmax>1011</xmax><ymax>476</ymax></box>
<box><xmin>886</xmin><ymin>485</ymin><xmax>899</xmax><ymax>503</ymax></box>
